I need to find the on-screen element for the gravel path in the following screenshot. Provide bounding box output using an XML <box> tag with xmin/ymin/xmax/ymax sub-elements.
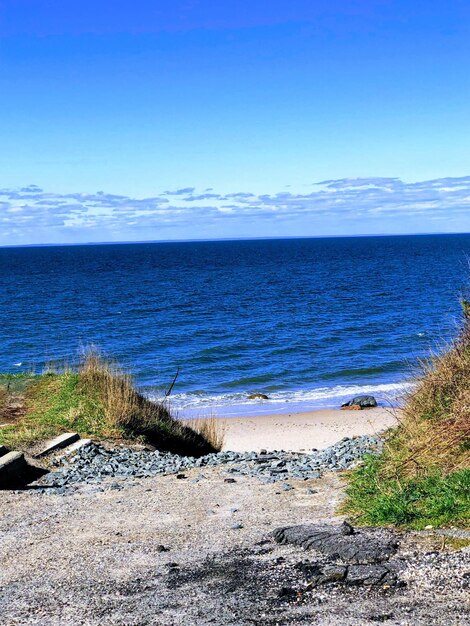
<box><xmin>1</xmin><ymin>457</ymin><xmax>469</xmax><ymax>625</ymax></box>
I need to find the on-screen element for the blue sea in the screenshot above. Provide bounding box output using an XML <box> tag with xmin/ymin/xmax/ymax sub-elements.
<box><xmin>1</xmin><ymin>234</ymin><xmax>469</xmax><ymax>416</ymax></box>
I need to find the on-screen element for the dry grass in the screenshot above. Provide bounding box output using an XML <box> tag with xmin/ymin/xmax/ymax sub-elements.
<box><xmin>77</xmin><ymin>349</ymin><xmax>161</xmax><ymax>432</ymax></box>
<box><xmin>0</xmin><ymin>384</ymin><xmax>8</xmax><ymax>420</ymax></box>
<box><xmin>386</xmin><ymin>310</ymin><xmax>470</xmax><ymax>477</ymax></box>
<box><xmin>184</xmin><ymin>415</ymin><xmax>226</xmax><ymax>452</ymax></box>
<box><xmin>0</xmin><ymin>349</ymin><xmax>218</xmax><ymax>456</ymax></box>
<box><xmin>76</xmin><ymin>348</ymin><xmax>219</xmax><ymax>454</ymax></box>
<box><xmin>344</xmin><ymin>301</ymin><xmax>470</xmax><ymax>529</ymax></box>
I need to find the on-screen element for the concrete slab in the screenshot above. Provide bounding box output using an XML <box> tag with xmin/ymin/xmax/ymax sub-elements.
<box><xmin>62</xmin><ymin>438</ymin><xmax>92</xmax><ymax>456</ymax></box>
<box><xmin>35</xmin><ymin>432</ymin><xmax>80</xmax><ymax>458</ymax></box>
<box><xmin>0</xmin><ymin>451</ymin><xmax>28</xmax><ymax>488</ymax></box>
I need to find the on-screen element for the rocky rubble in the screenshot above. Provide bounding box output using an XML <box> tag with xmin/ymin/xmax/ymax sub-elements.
<box><xmin>273</xmin><ymin>522</ymin><xmax>398</xmax><ymax>564</ymax></box>
<box><xmin>274</xmin><ymin>522</ymin><xmax>404</xmax><ymax>588</ymax></box>
<box><xmin>33</xmin><ymin>434</ymin><xmax>383</xmax><ymax>492</ymax></box>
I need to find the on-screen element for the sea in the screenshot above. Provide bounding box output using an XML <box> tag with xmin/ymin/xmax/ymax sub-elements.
<box><xmin>1</xmin><ymin>234</ymin><xmax>469</xmax><ymax>417</ymax></box>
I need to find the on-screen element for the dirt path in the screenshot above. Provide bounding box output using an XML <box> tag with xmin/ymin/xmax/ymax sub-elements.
<box><xmin>0</xmin><ymin>468</ymin><xmax>468</xmax><ymax>625</ymax></box>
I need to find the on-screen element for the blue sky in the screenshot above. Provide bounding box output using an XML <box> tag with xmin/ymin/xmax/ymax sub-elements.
<box><xmin>1</xmin><ymin>1</ymin><xmax>469</xmax><ymax>244</ymax></box>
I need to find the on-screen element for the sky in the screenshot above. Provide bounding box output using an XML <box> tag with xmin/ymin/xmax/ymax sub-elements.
<box><xmin>0</xmin><ymin>1</ymin><xmax>469</xmax><ymax>245</ymax></box>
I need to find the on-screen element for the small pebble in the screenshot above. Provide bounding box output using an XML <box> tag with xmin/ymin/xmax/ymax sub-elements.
<box><xmin>156</xmin><ymin>545</ymin><xmax>169</xmax><ymax>553</ymax></box>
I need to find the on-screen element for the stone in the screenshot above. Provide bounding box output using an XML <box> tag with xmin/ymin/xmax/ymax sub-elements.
<box><xmin>272</xmin><ymin>523</ymin><xmax>398</xmax><ymax>564</ymax></box>
<box><xmin>300</xmin><ymin>562</ymin><xmax>347</xmax><ymax>586</ymax></box>
<box><xmin>277</xmin><ymin>586</ymin><xmax>297</xmax><ymax>598</ymax></box>
<box><xmin>341</xmin><ymin>395</ymin><xmax>378</xmax><ymax>409</ymax></box>
<box><xmin>156</xmin><ymin>545</ymin><xmax>170</xmax><ymax>552</ymax></box>
<box><xmin>247</xmin><ymin>393</ymin><xmax>269</xmax><ymax>400</ymax></box>
<box><xmin>300</xmin><ymin>561</ymin><xmax>398</xmax><ymax>587</ymax></box>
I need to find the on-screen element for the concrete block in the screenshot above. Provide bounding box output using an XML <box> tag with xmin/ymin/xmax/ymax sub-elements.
<box><xmin>0</xmin><ymin>451</ymin><xmax>27</xmax><ymax>488</ymax></box>
<box><xmin>62</xmin><ymin>438</ymin><xmax>92</xmax><ymax>456</ymax></box>
<box><xmin>35</xmin><ymin>432</ymin><xmax>80</xmax><ymax>458</ymax></box>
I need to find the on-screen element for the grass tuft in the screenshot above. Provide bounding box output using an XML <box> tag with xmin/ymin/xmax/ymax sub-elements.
<box><xmin>343</xmin><ymin>300</ymin><xmax>470</xmax><ymax>529</ymax></box>
<box><xmin>344</xmin><ymin>455</ymin><xmax>470</xmax><ymax>529</ymax></box>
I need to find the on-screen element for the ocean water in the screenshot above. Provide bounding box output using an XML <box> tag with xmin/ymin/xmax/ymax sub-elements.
<box><xmin>1</xmin><ymin>234</ymin><xmax>469</xmax><ymax>416</ymax></box>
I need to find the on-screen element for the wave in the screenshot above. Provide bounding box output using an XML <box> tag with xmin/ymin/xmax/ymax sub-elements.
<box><xmin>149</xmin><ymin>381</ymin><xmax>413</xmax><ymax>418</ymax></box>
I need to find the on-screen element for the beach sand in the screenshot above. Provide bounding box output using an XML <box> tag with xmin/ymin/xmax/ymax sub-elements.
<box><xmin>221</xmin><ymin>407</ymin><xmax>397</xmax><ymax>452</ymax></box>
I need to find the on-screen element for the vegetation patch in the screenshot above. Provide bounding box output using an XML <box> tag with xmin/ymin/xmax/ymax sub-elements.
<box><xmin>344</xmin><ymin>302</ymin><xmax>470</xmax><ymax>529</ymax></box>
<box><xmin>0</xmin><ymin>351</ymin><xmax>222</xmax><ymax>456</ymax></box>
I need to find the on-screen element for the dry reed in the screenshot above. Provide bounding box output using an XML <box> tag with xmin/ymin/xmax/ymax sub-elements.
<box><xmin>0</xmin><ymin>384</ymin><xmax>8</xmax><ymax>419</ymax></box>
<box><xmin>76</xmin><ymin>347</ymin><xmax>218</xmax><ymax>454</ymax></box>
<box><xmin>384</xmin><ymin>307</ymin><xmax>470</xmax><ymax>476</ymax></box>
<box><xmin>184</xmin><ymin>415</ymin><xmax>226</xmax><ymax>452</ymax></box>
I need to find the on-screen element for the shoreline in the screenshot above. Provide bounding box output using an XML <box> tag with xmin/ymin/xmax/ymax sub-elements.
<box><xmin>219</xmin><ymin>407</ymin><xmax>398</xmax><ymax>452</ymax></box>
<box><xmin>170</xmin><ymin>382</ymin><xmax>409</xmax><ymax>419</ymax></box>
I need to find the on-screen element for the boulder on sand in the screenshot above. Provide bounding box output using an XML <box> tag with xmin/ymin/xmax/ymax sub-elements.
<box><xmin>341</xmin><ymin>395</ymin><xmax>377</xmax><ymax>410</ymax></box>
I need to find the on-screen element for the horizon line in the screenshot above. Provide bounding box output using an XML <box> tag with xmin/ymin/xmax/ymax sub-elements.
<box><xmin>1</xmin><ymin>230</ymin><xmax>470</xmax><ymax>250</ymax></box>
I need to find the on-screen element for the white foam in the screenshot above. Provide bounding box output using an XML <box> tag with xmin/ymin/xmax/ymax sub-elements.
<box><xmin>149</xmin><ymin>381</ymin><xmax>413</xmax><ymax>418</ymax></box>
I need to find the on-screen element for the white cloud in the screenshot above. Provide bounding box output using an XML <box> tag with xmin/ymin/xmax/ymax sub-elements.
<box><xmin>0</xmin><ymin>176</ymin><xmax>469</xmax><ymax>245</ymax></box>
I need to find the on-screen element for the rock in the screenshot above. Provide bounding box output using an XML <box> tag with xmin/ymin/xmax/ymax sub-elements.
<box><xmin>300</xmin><ymin>562</ymin><xmax>347</xmax><ymax>586</ymax></box>
<box><xmin>281</xmin><ymin>524</ymin><xmax>403</xmax><ymax>588</ymax></box>
<box><xmin>341</xmin><ymin>395</ymin><xmax>378</xmax><ymax>409</ymax></box>
<box><xmin>247</xmin><ymin>393</ymin><xmax>269</xmax><ymax>400</ymax></box>
<box><xmin>156</xmin><ymin>545</ymin><xmax>170</xmax><ymax>552</ymax></box>
<box><xmin>272</xmin><ymin>523</ymin><xmax>398</xmax><ymax>564</ymax></box>
<box><xmin>277</xmin><ymin>586</ymin><xmax>297</xmax><ymax>598</ymax></box>
<box><xmin>224</xmin><ymin>478</ymin><xmax>237</xmax><ymax>483</ymax></box>
<box><xmin>346</xmin><ymin>564</ymin><xmax>396</xmax><ymax>586</ymax></box>
<box><xmin>300</xmin><ymin>561</ymin><xmax>399</xmax><ymax>587</ymax></box>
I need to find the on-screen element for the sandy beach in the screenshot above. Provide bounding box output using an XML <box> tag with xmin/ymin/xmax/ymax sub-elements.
<box><xmin>220</xmin><ymin>407</ymin><xmax>398</xmax><ymax>452</ymax></box>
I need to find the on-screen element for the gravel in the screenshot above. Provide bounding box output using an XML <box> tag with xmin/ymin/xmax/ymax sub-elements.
<box><xmin>2</xmin><ymin>454</ymin><xmax>469</xmax><ymax>625</ymax></box>
<box><xmin>33</xmin><ymin>434</ymin><xmax>383</xmax><ymax>492</ymax></box>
